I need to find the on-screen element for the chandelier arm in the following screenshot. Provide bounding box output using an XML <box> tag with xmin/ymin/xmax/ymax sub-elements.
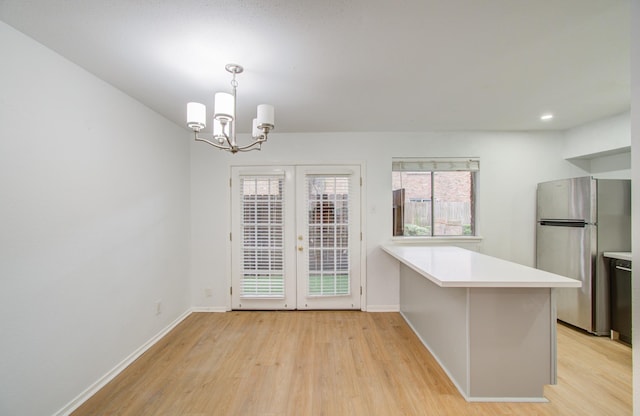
<box><xmin>223</xmin><ymin>132</ymin><xmax>234</xmax><ymax>149</ymax></box>
<box><xmin>195</xmin><ymin>134</ymin><xmax>265</xmax><ymax>153</ymax></box>
<box><xmin>195</xmin><ymin>135</ymin><xmax>232</xmax><ymax>151</ymax></box>
<box><xmin>235</xmin><ymin>142</ymin><xmax>262</xmax><ymax>152</ymax></box>
<box><xmin>233</xmin><ymin>139</ymin><xmax>264</xmax><ymax>152</ymax></box>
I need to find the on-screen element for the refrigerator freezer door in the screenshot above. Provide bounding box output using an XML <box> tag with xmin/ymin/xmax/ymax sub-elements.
<box><xmin>536</xmin><ymin>177</ymin><xmax>596</xmax><ymax>223</ymax></box>
<box><xmin>536</xmin><ymin>222</ymin><xmax>596</xmax><ymax>332</ymax></box>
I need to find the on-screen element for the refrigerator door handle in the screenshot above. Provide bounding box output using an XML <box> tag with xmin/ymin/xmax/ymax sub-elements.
<box><xmin>539</xmin><ymin>219</ymin><xmax>587</xmax><ymax>227</ymax></box>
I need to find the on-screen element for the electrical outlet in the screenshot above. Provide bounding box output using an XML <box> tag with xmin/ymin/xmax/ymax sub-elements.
<box><xmin>155</xmin><ymin>299</ymin><xmax>162</xmax><ymax>315</ymax></box>
<box><xmin>205</xmin><ymin>288</ymin><xmax>213</xmax><ymax>297</ymax></box>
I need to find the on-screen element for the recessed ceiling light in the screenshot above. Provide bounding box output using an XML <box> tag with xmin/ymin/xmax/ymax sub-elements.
<box><xmin>540</xmin><ymin>113</ymin><xmax>554</xmax><ymax>121</ymax></box>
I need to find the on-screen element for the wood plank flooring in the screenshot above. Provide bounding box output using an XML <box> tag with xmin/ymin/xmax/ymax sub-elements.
<box><xmin>72</xmin><ymin>312</ymin><xmax>632</xmax><ymax>416</ymax></box>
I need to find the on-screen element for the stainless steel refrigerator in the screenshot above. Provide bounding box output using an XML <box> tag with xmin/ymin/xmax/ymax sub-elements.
<box><xmin>536</xmin><ymin>176</ymin><xmax>630</xmax><ymax>335</ymax></box>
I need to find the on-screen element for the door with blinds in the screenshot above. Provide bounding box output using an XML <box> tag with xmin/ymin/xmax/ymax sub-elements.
<box><xmin>295</xmin><ymin>166</ymin><xmax>361</xmax><ymax>309</ymax></box>
<box><xmin>231</xmin><ymin>165</ymin><xmax>361</xmax><ymax>310</ymax></box>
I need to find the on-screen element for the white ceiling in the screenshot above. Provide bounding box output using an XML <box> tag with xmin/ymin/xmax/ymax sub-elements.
<box><xmin>0</xmin><ymin>0</ymin><xmax>631</xmax><ymax>134</ymax></box>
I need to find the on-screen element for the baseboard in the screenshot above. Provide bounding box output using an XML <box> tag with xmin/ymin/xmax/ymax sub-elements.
<box><xmin>465</xmin><ymin>396</ymin><xmax>548</xmax><ymax>403</ymax></box>
<box><xmin>191</xmin><ymin>306</ymin><xmax>229</xmax><ymax>313</ymax></box>
<box><xmin>366</xmin><ymin>304</ymin><xmax>400</xmax><ymax>312</ymax></box>
<box><xmin>54</xmin><ymin>308</ymin><xmax>193</xmax><ymax>416</ymax></box>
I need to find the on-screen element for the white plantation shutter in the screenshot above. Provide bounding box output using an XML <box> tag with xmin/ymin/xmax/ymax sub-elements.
<box><xmin>240</xmin><ymin>176</ymin><xmax>285</xmax><ymax>298</ymax></box>
<box><xmin>305</xmin><ymin>175</ymin><xmax>351</xmax><ymax>296</ymax></box>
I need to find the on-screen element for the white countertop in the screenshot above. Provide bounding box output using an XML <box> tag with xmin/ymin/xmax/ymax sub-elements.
<box><xmin>381</xmin><ymin>244</ymin><xmax>582</xmax><ymax>288</ymax></box>
<box><xmin>603</xmin><ymin>252</ymin><xmax>632</xmax><ymax>261</ymax></box>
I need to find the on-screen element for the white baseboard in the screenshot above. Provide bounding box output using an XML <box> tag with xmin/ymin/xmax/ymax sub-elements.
<box><xmin>54</xmin><ymin>308</ymin><xmax>193</xmax><ymax>416</ymax></box>
<box><xmin>191</xmin><ymin>306</ymin><xmax>228</xmax><ymax>313</ymax></box>
<box><xmin>365</xmin><ymin>304</ymin><xmax>400</xmax><ymax>312</ymax></box>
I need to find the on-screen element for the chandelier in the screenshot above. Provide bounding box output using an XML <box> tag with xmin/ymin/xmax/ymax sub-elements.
<box><xmin>187</xmin><ymin>64</ymin><xmax>275</xmax><ymax>154</ymax></box>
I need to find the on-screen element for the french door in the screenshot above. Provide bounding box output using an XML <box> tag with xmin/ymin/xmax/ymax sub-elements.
<box><xmin>230</xmin><ymin>165</ymin><xmax>361</xmax><ymax>310</ymax></box>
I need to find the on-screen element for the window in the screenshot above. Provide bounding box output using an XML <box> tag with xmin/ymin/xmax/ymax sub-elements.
<box><xmin>306</xmin><ymin>175</ymin><xmax>350</xmax><ymax>296</ymax></box>
<box><xmin>392</xmin><ymin>158</ymin><xmax>478</xmax><ymax>237</ymax></box>
<box><xmin>240</xmin><ymin>176</ymin><xmax>285</xmax><ymax>297</ymax></box>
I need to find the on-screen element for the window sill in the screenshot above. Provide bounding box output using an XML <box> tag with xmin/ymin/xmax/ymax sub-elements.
<box><xmin>390</xmin><ymin>236</ymin><xmax>483</xmax><ymax>245</ymax></box>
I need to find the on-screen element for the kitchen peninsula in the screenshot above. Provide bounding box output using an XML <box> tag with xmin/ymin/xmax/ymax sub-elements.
<box><xmin>382</xmin><ymin>245</ymin><xmax>581</xmax><ymax>402</ymax></box>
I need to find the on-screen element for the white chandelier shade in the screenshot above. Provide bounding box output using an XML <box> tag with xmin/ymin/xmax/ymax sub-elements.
<box><xmin>186</xmin><ymin>102</ymin><xmax>206</xmax><ymax>130</ymax></box>
<box><xmin>214</xmin><ymin>92</ymin><xmax>234</xmax><ymax>121</ymax></box>
<box><xmin>186</xmin><ymin>64</ymin><xmax>275</xmax><ymax>154</ymax></box>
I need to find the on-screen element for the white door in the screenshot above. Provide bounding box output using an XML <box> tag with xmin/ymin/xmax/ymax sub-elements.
<box><xmin>295</xmin><ymin>166</ymin><xmax>361</xmax><ymax>310</ymax></box>
<box><xmin>231</xmin><ymin>165</ymin><xmax>361</xmax><ymax>310</ymax></box>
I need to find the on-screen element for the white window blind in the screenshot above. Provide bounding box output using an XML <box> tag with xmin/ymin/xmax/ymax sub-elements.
<box><xmin>392</xmin><ymin>157</ymin><xmax>480</xmax><ymax>172</ymax></box>
<box><xmin>240</xmin><ymin>176</ymin><xmax>285</xmax><ymax>298</ymax></box>
<box><xmin>306</xmin><ymin>175</ymin><xmax>350</xmax><ymax>296</ymax></box>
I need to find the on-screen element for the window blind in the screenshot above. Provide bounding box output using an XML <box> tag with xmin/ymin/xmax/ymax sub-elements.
<box><xmin>306</xmin><ymin>175</ymin><xmax>350</xmax><ymax>297</ymax></box>
<box><xmin>240</xmin><ymin>176</ymin><xmax>285</xmax><ymax>298</ymax></box>
<box><xmin>392</xmin><ymin>158</ymin><xmax>480</xmax><ymax>172</ymax></box>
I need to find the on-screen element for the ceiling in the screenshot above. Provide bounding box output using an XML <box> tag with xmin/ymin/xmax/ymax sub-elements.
<box><xmin>0</xmin><ymin>0</ymin><xmax>631</xmax><ymax>134</ymax></box>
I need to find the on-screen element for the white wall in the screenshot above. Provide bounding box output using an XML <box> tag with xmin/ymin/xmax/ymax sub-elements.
<box><xmin>587</xmin><ymin>151</ymin><xmax>631</xmax><ymax>179</ymax></box>
<box><xmin>631</xmin><ymin>0</ymin><xmax>639</xmax><ymax>413</ymax></box>
<box><xmin>190</xmin><ymin>130</ymin><xmax>594</xmax><ymax>311</ymax></box>
<box><xmin>562</xmin><ymin>111</ymin><xmax>631</xmax><ymax>180</ymax></box>
<box><xmin>563</xmin><ymin>111</ymin><xmax>631</xmax><ymax>159</ymax></box>
<box><xmin>0</xmin><ymin>22</ymin><xmax>191</xmax><ymax>416</ymax></box>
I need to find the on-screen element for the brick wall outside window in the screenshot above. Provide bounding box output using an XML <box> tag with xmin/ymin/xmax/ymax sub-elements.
<box><xmin>392</xmin><ymin>171</ymin><xmax>474</xmax><ymax>236</ymax></box>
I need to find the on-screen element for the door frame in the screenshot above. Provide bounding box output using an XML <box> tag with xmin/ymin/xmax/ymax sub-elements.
<box><xmin>227</xmin><ymin>162</ymin><xmax>367</xmax><ymax>311</ymax></box>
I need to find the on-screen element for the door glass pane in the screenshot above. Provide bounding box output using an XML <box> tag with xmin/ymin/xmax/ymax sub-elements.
<box><xmin>306</xmin><ymin>176</ymin><xmax>350</xmax><ymax>296</ymax></box>
<box><xmin>240</xmin><ymin>177</ymin><xmax>285</xmax><ymax>298</ymax></box>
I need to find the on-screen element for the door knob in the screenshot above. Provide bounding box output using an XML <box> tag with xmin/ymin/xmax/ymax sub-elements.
<box><xmin>298</xmin><ymin>246</ymin><xmax>304</xmax><ymax>251</ymax></box>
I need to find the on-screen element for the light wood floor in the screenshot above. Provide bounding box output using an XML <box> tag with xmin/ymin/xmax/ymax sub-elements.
<box><xmin>72</xmin><ymin>311</ymin><xmax>632</xmax><ymax>416</ymax></box>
